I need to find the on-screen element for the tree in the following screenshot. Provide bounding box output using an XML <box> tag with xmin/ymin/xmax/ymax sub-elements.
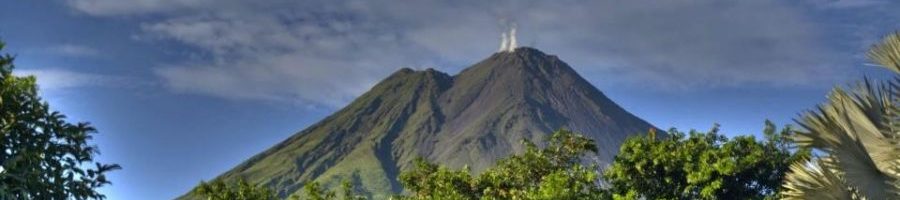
<box><xmin>0</xmin><ymin>41</ymin><xmax>120</xmax><ymax>199</ymax></box>
<box><xmin>604</xmin><ymin>122</ymin><xmax>808</xmax><ymax>200</ymax></box>
<box><xmin>340</xmin><ymin>179</ymin><xmax>367</xmax><ymax>200</ymax></box>
<box><xmin>779</xmin><ymin>32</ymin><xmax>900</xmax><ymax>199</ymax></box>
<box><xmin>192</xmin><ymin>179</ymin><xmax>277</xmax><ymax>200</ymax></box>
<box><xmin>191</xmin><ymin>179</ymin><xmax>362</xmax><ymax>200</ymax></box>
<box><xmin>396</xmin><ymin>158</ymin><xmax>478</xmax><ymax>200</ymax></box>
<box><xmin>298</xmin><ymin>182</ymin><xmax>335</xmax><ymax>200</ymax></box>
<box><xmin>396</xmin><ymin>129</ymin><xmax>606</xmax><ymax>200</ymax></box>
<box><xmin>286</xmin><ymin>180</ymin><xmax>365</xmax><ymax>200</ymax></box>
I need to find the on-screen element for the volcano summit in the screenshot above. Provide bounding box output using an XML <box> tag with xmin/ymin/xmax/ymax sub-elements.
<box><xmin>184</xmin><ymin>47</ymin><xmax>657</xmax><ymax>199</ymax></box>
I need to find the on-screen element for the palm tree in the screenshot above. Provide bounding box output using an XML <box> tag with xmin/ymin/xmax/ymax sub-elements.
<box><xmin>780</xmin><ymin>32</ymin><xmax>900</xmax><ymax>199</ymax></box>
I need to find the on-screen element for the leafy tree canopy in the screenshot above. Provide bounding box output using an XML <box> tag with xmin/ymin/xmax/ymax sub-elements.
<box><xmin>604</xmin><ymin>122</ymin><xmax>808</xmax><ymax>200</ymax></box>
<box><xmin>0</xmin><ymin>40</ymin><xmax>120</xmax><ymax>199</ymax></box>
<box><xmin>287</xmin><ymin>125</ymin><xmax>807</xmax><ymax>200</ymax></box>
<box><xmin>292</xmin><ymin>179</ymin><xmax>366</xmax><ymax>200</ymax></box>
<box><xmin>396</xmin><ymin>129</ymin><xmax>606</xmax><ymax>200</ymax></box>
<box><xmin>192</xmin><ymin>179</ymin><xmax>277</xmax><ymax>200</ymax></box>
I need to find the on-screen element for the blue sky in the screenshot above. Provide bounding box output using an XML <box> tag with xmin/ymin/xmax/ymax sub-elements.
<box><xmin>1</xmin><ymin>0</ymin><xmax>897</xmax><ymax>199</ymax></box>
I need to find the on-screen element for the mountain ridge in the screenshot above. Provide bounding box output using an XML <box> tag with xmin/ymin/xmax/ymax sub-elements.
<box><xmin>182</xmin><ymin>47</ymin><xmax>657</xmax><ymax>199</ymax></box>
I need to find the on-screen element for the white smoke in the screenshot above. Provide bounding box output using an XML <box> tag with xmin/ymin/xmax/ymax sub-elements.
<box><xmin>498</xmin><ymin>23</ymin><xmax>518</xmax><ymax>52</ymax></box>
<box><xmin>499</xmin><ymin>32</ymin><xmax>509</xmax><ymax>52</ymax></box>
<box><xmin>508</xmin><ymin>23</ymin><xmax>517</xmax><ymax>51</ymax></box>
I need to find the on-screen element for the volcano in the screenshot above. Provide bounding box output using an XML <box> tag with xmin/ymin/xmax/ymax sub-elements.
<box><xmin>183</xmin><ymin>47</ymin><xmax>658</xmax><ymax>199</ymax></box>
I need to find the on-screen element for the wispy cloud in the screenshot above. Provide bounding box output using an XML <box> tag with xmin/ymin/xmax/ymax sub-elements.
<box><xmin>14</xmin><ymin>68</ymin><xmax>136</xmax><ymax>90</ymax></box>
<box><xmin>46</xmin><ymin>44</ymin><xmax>101</xmax><ymax>57</ymax></box>
<box><xmin>64</xmin><ymin>0</ymin><xmax>875</xmax><ymax>106</ymax></box>
<box><xmin>810</xmin><ymin>0</ymin><xmax>887</xmax><ymax>9</ymax></box>
<box><xmin>65</xmin><ymin>0</ymin><xmax>215</xmax><ymax>16</ymax></box>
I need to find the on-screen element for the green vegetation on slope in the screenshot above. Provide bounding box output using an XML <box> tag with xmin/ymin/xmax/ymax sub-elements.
<box><xmin>193</xmin><ymin>179</ymin><xmax>277</xmax><ymax>200</ymax></box>
<box><xmin>193</xmin><ymin>179</ymin><xmax>365</xmax><ymax>200</ymax></box>
<box><xmin>208</xmin><ymin>69</ymin><xmax>453</xmax><ymax>199</ymax></box>
<box><xmin>196</xmin><ymin>129</ymin><xmax>606</xmax><ymax>200</ymax></box>
<box><xmin>0</xmin><ymin>40</ymin><xmax>120</xmax><ymax>199</ymax></box>
<box><xmin>396</xmin><ymin>129</ymin><xmax>605</xmax><ymax>200</ymax></box>
<box><xmin>200</xmin><ymin>126</ymin><xmax>809</xmax><ymax>200</ymax></box>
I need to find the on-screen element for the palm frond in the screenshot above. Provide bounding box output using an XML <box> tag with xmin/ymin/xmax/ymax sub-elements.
<box><xmin>784</xmin><ymin>31</ymin><xmax>900</xmax><ymax>200</ymax></box>
<box><xmin>867</xmin><ymin>32</ymin><xmax>900</xmax><ymax>73</ymax></box>
<box><xmin>795</xmin><ymin>86</ymin><xmax>899</xmax><ymax>199</ymax></box>
<box><xmin>781</xmin><ymin>159</ymin><xmax>857</xmax><ymax>200</ymax></box>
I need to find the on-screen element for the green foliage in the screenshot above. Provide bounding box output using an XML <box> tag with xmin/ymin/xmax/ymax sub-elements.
<box><xmin>288</xmin><ymin>127</ymin><xmax>808</xmax><ymax>200</ymax></box>
<box><xmin>289</xmin><ymin>180</ymin><xmax>367</xmax><ymax>200</ymax></box>
<box><xmin>396</xmin><ymin>158</ymin><xmax>477</xmax><ymax>199</ymax></box>
<box><xmin>340</xmin><ymin>180</ymin><xmax>366</xmax><ymax>200</ymax></box>
<box><xmin>299</xmin><ymin>182</ymin><xmax>336</xmax><ymax>200</ymax></box>
<box><xmin>604</xmin><ymin>122</ymin><xmax>808</xmax><ymax>200</ymax></box>
<box><xmin>0</xmin><ymin>40</ymin><xmax>120</xmax><ymax>199</ymax></box>
<box><xmin>192</xmin><ymin>179</ymin><xmax>276</xmax><ymax>200</ymax></box>
<box><xmin>780</xmin><ymin>32</ymin><xmax>900</xmax><ymax>200</ymax></box>
<box><xmin>192</xmin><ymin>179</ymin><xmax>366</xmax><ymax>200</ymax></box>
<box><xmin>396</xmin><ymin>129</ymin><xmax>606</xmax><ymax>200</ymax></box>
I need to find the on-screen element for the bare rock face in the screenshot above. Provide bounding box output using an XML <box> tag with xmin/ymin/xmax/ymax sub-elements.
<box><xmin>183</xmin><ymin>47</ymin><xmax>657</xmax><ymax>199</ymax></box>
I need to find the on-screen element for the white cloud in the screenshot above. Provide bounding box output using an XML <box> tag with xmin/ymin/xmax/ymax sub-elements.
<box><xmin>812</xmin><ymin>0</ymin><xmax>887</xmax><ymax>9</ymax></box>
<box><xmin>47</xmin><ymin>44</ymin><xmax>100</xmax><ymax>57</ymax></box>
<box><xmin>66</xmin><ymin>0</ymin><xmax>216</xmax><ymax>16</ymax></box>
<box><xmin>66</xmin><ymin>0</ymin><xmax>860</xmax><ymax>106</ymax></box>
<box><xmin>154</xmin><ymin>54</ymin><xmax>388</xmax><ymax>107</ymax></box>
<box><xmin>14</xmin><ymin>68</ymin><xmax>129</xmax><ymax>90</ymax></box>
<box><xmin>141</xmin><ymin>10</ymin><xmax>422</xmax><ymax>107</ymax></box>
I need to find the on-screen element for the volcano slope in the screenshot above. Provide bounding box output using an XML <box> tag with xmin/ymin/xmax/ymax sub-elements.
<box><xmin>183</xmin><ymin>47</ymin><xmax>658</xmax><ymax>199</ymax></box>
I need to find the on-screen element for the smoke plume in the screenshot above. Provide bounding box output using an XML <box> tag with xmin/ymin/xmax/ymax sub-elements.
<box><xmin>498</xmin><ymin>22</ymin><xmax>518</xmax><ymax>52</ymax></box>
<box><xmin>499</xmin><ymin>32</ymin><xmax>509</xmax><ymax>52</ymax></box>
